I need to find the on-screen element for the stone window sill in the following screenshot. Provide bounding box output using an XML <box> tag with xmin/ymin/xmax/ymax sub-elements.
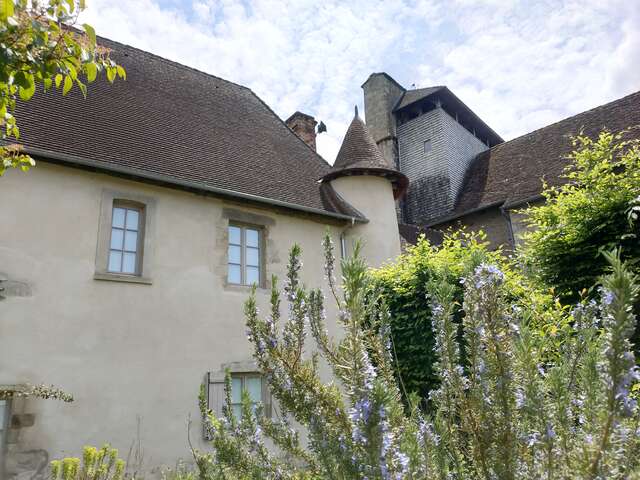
<box><xmin>94</xmin><ymin>272</ymin><xmax>153</xmax><ymax>285</ymax></box>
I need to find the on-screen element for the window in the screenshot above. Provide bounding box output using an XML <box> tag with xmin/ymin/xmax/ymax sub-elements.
<box><xmin>108</xmin><ymin>204</ymin><xmax>143</xmax><ymax>275</ymax></box>
<box><xmin>0</xmin><ymin>400</ymin><xmax>9</xmax><ymax>474</ymax></box>
<box><xmin>95</xmin><ymin>191</ymin><xmax>155</xmax><ymax>284</ymax></box>
<box><xmin>206</xmin><ymin>365</ymin><xmax>272</xmax><ymax>433</ymax></box>
<box><xmin>230</xmin><ymin>374</ymin><xmax>263</xmax><ymax>420</ymax></box>
<box><xmin>228</xmin><ymin>225</ymin><xmax>262</xmax><ymax>286</ymax></box>
<box><xmin>423</xmin><ymin>139</ymin><xmax>432</xmax><ymax>154</ymax></box>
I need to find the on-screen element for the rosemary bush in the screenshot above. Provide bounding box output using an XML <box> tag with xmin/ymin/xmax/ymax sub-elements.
<box><xmin>195</xmin><ymin>234</ymin><xmax>640</xmax><ymax>479</ymax></box>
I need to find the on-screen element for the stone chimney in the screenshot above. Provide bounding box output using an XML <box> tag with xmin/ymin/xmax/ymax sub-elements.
<box><xmin>361</xmin><ymin>73</ymin><xmax>406</xmax><ymax>169</ymax></box>
<box><xmin>285</xmin><ymin>111</ymin><xmax>318</xmax><ymax>151</ymax></box>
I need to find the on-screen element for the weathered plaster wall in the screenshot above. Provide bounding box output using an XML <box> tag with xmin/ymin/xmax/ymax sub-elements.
<box><xmin>330</xmin><ymin>175</ymin><xmax>402</xmax><ymax>266</ymax></box>
<box><xmin>0</xmin><ymin>163</ymin><xmax>399</xmax><ymax>477</ymax></box>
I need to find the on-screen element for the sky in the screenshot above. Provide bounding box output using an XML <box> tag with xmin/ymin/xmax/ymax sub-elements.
<box><xmin>79</xmin><ymin>0</ymin><xmax>640</xmax><ymax>163</ymax></box>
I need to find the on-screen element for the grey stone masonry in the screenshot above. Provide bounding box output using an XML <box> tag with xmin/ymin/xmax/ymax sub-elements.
<box><xmin>362</xmin><ymin>73</ymin><xmax>405</xmax><ymax>168</ymax></box>
<box><xmin>397</xmin><ymin>107</ymin><xmax>488</xmax><ymax>224</ymax></box>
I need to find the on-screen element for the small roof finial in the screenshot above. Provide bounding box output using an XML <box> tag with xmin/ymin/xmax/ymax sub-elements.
<box><xmin>354</xmin><ymin>105</ymin><xmax>359</xmax><ymax>117</ymax></box>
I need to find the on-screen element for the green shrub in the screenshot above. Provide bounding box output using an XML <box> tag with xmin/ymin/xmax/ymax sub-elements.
<box><xmin>369</xmin><ymin>231</ymin><xmax>560</xmax><ymax>403</ymax></box>
<box><xmin>50</xmin><ymin>445</ymin><xmax>126</xmax><ymax>480</ymax></box>
<box><xmin>194</xmin><ymin>235</ymin><xmax>640</xmax><ymax>479</ymax></box>
<box><xmin>521</xmin><ymin>129</ymin><xmax>640</xmax><ymax>303</ymax></box>
<box><xmin>368</xmin><ymin>231</ymin><xmax>498</xmax><ymax>402</ymax></box>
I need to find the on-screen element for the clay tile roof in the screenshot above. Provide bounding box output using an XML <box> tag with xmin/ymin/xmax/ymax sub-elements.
<box><xmin>452</xmin><ymin>90</ymin><xmax>640</xmax><ymax>217</ymax></box>
<box><xmin>11</xmin><ymin>36</ymin><xmax>364</xmax><ymax>222</ymax></box>
<box><xmin>322</xmin><ymin>108</ymin><xmax>408</xmax><ymax>198</ymax></box>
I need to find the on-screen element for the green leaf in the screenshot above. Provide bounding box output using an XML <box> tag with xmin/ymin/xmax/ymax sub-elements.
<box><xmin>106</xmin><ymin>67</ymin><xmax>115</xmax><ymax>83</ymax></box>
<box><xmin>76</xmin><ymin>79</ymin><xmax>87</xmax><ymax>98</ymax></box>
<box><xmin>62</xmin><ymin>75</ymin><xmax>72</xmax><ymax>96</ymax></box>
<box><xmin>55</xmin><ymin>73</ymin><xmax>63</xmax><ymax>88</ymax></box>
<box><xmin>19</xmin><ymin>83</ymin><xmax>35</xmax><ymax>101</ymax></box>
<box><xmin>116</xmin><ymin>65</ymin><xmax>126</xmax><ymax>80</ymax></box>
<box><xmin>85</xmin><ymin>63</ymin><xmax>97</xmax><ymax>83</ymax></box>
<box><xmin>13</xmin><ymin>71</ymin><xmax>30</xmax><ymax>89</ymax></box>
<box><xmin>0</xmin><ymin>0</ymin><xmax>14</xmax><ymax>21</ymax></box>
<box><xmin>83</xmin><ymin>23</ymin><xmax>96</xmax><ymax>46</ymax></box>
<box><xmin>16</xmin><ymin>72</ymin><xmax>35</xmax><ymax>100</ymax></box>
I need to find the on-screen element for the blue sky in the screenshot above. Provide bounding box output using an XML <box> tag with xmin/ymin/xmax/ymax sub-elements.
<box><xmin>80</xmin><ymin>0</ymin><xmax>640</xmax><ymax>162</ymax></box>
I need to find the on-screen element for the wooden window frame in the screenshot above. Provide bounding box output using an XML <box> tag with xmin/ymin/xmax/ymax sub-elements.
<box><xmin>107</xmin><ymin>202</ymin><xmax>145</xmax><ymax>276</ymax></box>
<box><xmin>227</xmin><ymin>223</ymin><xmax>263</xmax><ymax>287</ymax></box>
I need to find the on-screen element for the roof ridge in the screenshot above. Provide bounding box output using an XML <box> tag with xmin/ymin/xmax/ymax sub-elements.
<box><xmin>490</xmin><ymin>89</ymin><xmax>640</xmax><ymax>152</ymax></box>
<box><xmin>98</xmin><ymin>34</ymin><xmax>251</xmax><ymax>92</ymax></box>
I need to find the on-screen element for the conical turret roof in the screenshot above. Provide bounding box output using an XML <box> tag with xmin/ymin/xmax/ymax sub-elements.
<box><xmin>322</xmin><ymin>107</ymin><xmax>408</xmax><ymax>199</ymax></box>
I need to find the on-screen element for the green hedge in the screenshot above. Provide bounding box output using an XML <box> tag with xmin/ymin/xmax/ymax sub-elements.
<box><xmin>369</xmin><ymin>232</ymin><xmax>502</xmax><ymax>402</ymax></box>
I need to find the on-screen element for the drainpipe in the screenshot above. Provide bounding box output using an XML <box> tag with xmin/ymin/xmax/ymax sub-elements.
<box><xmin>500</xmin><ymin>204</ymin><xmax>516</xmax><ymax>252</ymax></box>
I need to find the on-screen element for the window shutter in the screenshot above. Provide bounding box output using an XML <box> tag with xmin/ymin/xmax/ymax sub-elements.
<box><xmin>261</xmin><ymin>379</ymin><xmax>272</xmax><ymax>419</ymax></box>
<box><xmin>206</xmin><ymin>371</ymin><xmax>226</xmax><ymax>440</ymax></box>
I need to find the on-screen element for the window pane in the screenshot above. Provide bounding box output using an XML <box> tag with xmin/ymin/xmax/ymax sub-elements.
<box><xmin>246</xmin><ymin>247</ymin><xmax>260</xmax><ymax>267</ymax></box>
<box><xmin>232</xmin><ymin>404</ymin><xmax>242</xmax><ymax>420</ymax></box>
<box><xmin>228</xmin><ymin>245</ymin><xmax>241</xmax><ymax>264</ymax></box>
<box><xmin>245</xmin><ymin>377</ymin><xmax>262</xmax><ymax>402</ymax></box>
<box><xmin>112</xmin><ymin>208</ymin><xmax>126</xmax><ymax>228</ymax></box>
<box><xmin>125</xmin><ymin>209</ymin><xmax>139</xmax><ymax>230</ymax></box>
<box><xmin>228</xmin><ymin>264</ymin><xmax>241</xmax><ymax>284</ymax></box>
<box><xmin>231</xmin><ymin>377</ymin><xmax>243</xmax><ymax>403</ymax></box>
<box><xmin>122</xmin><ymin>252</ymin><xmax>137</xmax><ymax>274</ymax></box>
<box><xmin>246</xmin><ymin>229</ymin><xmax>259</xmax><ymax>247</ymax></box>
<box><xmin>124</xmin><ymin>231</ymin><xmax>138</xmax><ymax>252</ymax></box>
<box><xmin>110</xmin><ymin>228</ymin><xmax>124</xmax><ymax>250</ymax></box>
<box><xmin>246</xmin><ymin>266</ymin><xmax>260</xmax><ymax>285</ymax></box>
<box><xmin>108</xmin><ymin>251</ymin><xmax>122</xmax><ymax>272</ymax></box>
<box><xmin>229</xmin><ymin>226</ymin><xmax>241</xmax><ymax>245</ymax></box>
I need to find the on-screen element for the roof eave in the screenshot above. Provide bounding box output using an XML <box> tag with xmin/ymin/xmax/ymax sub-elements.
<box><xmin>321</xmin><ymin>166</ymin><xmax>409</xmax><ymax>200</ymax></box>
<box><xmin>21</xmin><ymin>146</ymin><xmax>369</xmax><ymax>224</ymax></box>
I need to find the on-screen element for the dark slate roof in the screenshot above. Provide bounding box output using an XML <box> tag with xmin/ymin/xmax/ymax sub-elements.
<box><xmin>322</xmin><ymin>108</ymin><xmax>408</xmax><ymax>198</ymax></box>
<box><xmin>451</xmin><ymin>90</ymin><xmax>640</xmax><ymax>218</ymax></box>
<box><xmin>393</xmin><ymin>86</ymin><xmax>503</xmax><ymax>147</ymax></box>
<box><xmin>392</xmin><ymin>86</ymin><xmax>444</xmax><ymax>111</ymax></box>
<box><xmin>12</xmin><ymin>36</ymin><xmax>363</xmax><ymax>221</ymax></box>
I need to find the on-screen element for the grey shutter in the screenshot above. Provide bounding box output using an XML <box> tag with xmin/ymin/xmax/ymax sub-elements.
<box><xmin>261</xmin><ymin>378</ymin><xmax>272</xmax><ymax>419</ymax></box>
<box><xmin>205</xmin><ymin>371</ymin><xmax>226</xmax><ymax>440</ymax></box>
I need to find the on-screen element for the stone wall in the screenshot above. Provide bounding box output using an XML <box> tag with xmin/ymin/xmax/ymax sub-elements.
<box><xmin>0</xmin><ymin>162</ymin><xmax>401</xmax><ymax>477</ymax></box>
<box><xmin>432</xmin><ymin>207</ymin><xmax>513</xmax><ymax>251</ymax></box>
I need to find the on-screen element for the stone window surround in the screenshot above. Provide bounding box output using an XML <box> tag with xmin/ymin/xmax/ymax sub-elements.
<box><xmin>205</xmin><ymin>360</ymin><xmax>273</xmax><ymax>438</ymax></box>
<box><xmin>94</xmin><ymin>189</ymin><xmax>156</xmax><ymax>285</ymax></box>
<box><xmin>221</xmin><ymin>208</ymin><xmax>273</xmax><ymax>291</ymax></box>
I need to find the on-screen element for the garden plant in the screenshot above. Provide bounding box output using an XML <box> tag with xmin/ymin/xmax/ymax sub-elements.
<box><xmin>191</xmin><ymin>233</ymin><xmax>640</xmax><ymax>479</ymax></box>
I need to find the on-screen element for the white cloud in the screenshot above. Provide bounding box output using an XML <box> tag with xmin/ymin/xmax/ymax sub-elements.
<box><xmin>80</xmin><ymin>0</ymin><xmax>640</xmax><ymax>161</ymax></box>
<box><xmin>414</xmin><ymin>0</ymin><xmax>640</xmax><ymax>140</ymax></box>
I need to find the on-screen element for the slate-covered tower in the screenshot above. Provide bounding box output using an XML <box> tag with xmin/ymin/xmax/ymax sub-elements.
<box><xmin>361</xmin><ymin>73</ymin><xmax>503</xmax><ymax>225</ymax></box>
<box><xmin>322</xmin><ymin>107</ymin><xmax>408</xmax><ymax>266</ymax></box>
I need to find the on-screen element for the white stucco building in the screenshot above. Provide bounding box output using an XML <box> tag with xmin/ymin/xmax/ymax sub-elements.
<box><xmin>0</xmin><ymin>38</ymin><xmax>407</xmax><ymax>479</ymax></box>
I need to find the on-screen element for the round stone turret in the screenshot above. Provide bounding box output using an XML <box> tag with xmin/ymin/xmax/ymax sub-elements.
<box><xmin>322</xmin><ymin>107</ymin><xmax>408</xmax><ymax>267</ymax></box>
<box><xmin>322</xmin><ymin>107</ymin><xmax>408</xmax><ymax>199</ymax></box>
